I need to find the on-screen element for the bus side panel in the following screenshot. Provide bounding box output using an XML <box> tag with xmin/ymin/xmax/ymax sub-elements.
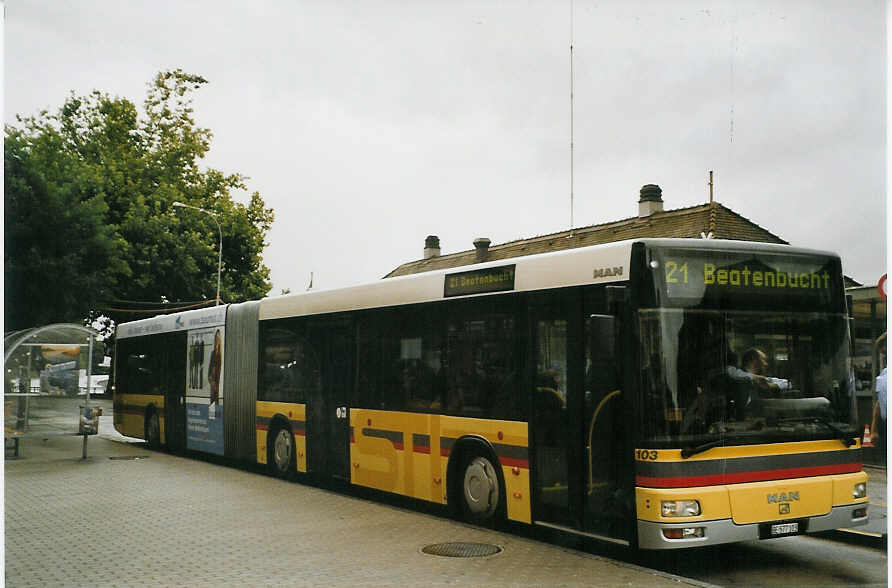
<box><xmin>116</xmin><ymin>393</ymin><xmax>165</xmax><ymax>441</ymax></box>
<box><xmin>255</xmin><ymin>400</ymin><xmax>307</xmax><ymax>473</ymax></box>
<box><xmin>349</xmin><ymin>409</ymin><xmax>531</xmax><ymax>524</ymax></box>
<box><xmin>350</xmin><ymin>409</ymin><xmax>435</xmax><ymax>500</ymax></box>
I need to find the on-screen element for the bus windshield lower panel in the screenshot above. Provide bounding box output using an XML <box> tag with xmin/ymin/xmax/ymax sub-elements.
<box><xmin>637</xmin><ymin>309</ymin><xmax>856</xmax><ymax>448</ymax></box>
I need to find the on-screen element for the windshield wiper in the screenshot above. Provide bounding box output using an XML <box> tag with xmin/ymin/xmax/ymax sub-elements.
<box><xmin>681</xmin><ymin>435</ymin><xmax>748</xmax><ymax>459</ymax></box>
<box><xmin>682</xmin><ymin>418</ymin><xmax>857</xmax><ymax>458</ymax></box>
<box><xmin>777</xmin><ymin>417</ymin><xmax>857</xmax><ymax>447</ymax></box>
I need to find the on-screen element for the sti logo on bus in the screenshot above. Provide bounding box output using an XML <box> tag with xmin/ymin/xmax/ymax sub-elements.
<box><xmin>593</xmin><ymin>267</ymin><xmax>623</xmax><ymax>279</ymax></box>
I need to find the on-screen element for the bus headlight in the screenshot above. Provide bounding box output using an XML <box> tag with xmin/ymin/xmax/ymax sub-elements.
<box><xmin>853</xmin><ymin>482</ymin><xmax>867</xmax><ymax>499</ymax></box>
<box><xmin>661</xmin><ymin>499</ymin><xmax>701</xmax><ymax>517</ymax></box>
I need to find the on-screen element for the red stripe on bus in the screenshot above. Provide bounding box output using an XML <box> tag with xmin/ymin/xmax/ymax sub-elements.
<box><xmin>413</xmin><ymin>445</ymin><xmax>431</xmax><ymax>454</ymax></box>
<box><xmin>498</xmin><ymin>456</ymin><xmax>529</xmax><ymax>469</ymax></box>
<box><xmin>256</xmin><ymin>424</ymin><xmax>304</xmax><ymax>435</ymax></box>
<box><xmin>436</xmin><ymin>448</ymin><xmax>527</xmax><ymax>469</ymax></box>
<box><xmin>636</xmin><ymin>462</ymin><xmax>862</xmax><ymax>488</ymax></box>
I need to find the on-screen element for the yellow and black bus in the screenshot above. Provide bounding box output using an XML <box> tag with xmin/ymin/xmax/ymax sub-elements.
<box><xmin>113</xmin><ymin>238</ymin><xmax>868</xmax><ymax>549</ymax></box>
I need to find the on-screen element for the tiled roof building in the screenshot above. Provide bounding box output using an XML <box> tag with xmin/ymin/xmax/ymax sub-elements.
<box><xmin>385</xmin><ymin>184</ymin><xmax>787</xmax><ymax>278</ymax></box>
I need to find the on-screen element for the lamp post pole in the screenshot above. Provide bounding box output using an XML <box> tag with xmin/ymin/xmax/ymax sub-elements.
<box><xmin>173</xmin><ymin>202</ymin><xmax>222</xmax><ymax>306</ymax></box>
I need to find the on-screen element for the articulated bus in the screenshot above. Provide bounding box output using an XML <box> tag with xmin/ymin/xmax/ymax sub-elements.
<box><xmin>113</xmin><ymin>238</ymin><xmax>868</xmax><ymax>549</ymax></box>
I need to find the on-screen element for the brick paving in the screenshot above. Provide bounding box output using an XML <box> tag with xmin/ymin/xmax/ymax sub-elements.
<box><xmin>4</xmin><ymin>429</ymin><xmax>706</xmax><ymax>587</ymax></box>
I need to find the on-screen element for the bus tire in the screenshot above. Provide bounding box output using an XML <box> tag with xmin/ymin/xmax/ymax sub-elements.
<box><xmin>144</xmin><ymin>408</ymin><xmax>161</xmax><ymax>449</ymax></box>
<box><xmin>268</xmin><ymin>423</ymin><xmax>295</xmax><ymax>480</ymax></box>
<box><xmin>459</xmin><ymin>451</ymin><xmax>504</xmax><ymax>524</ymax></box>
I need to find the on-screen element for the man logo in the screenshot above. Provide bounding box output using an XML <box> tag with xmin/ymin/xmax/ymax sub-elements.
<box><xmin>779</xmin><ymin>503</ymin><xmax>791</xmax><ymax>515</ymax></box>
<box><xmin>593</xmin><ymin>267</ymin><xmax>623</xmax><ymax>279</ymax></box>
<box><xmin>767</xmin><ymin>491</ymin><xmax>800</xmax><ymax>504</ymax></box>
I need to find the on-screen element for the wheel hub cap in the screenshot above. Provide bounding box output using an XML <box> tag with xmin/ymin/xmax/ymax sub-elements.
<box><xmin>274</xmin><ymin>431</ymin><xmax>292</xmax><ymax>468</ymax></box>
<box><xmin>464</xmin><ymin>457</ymin><xmax>498</xmax><ymax>515</ymax></box>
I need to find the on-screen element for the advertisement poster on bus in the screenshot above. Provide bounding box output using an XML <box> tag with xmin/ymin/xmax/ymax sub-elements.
<box><xmin>186</xmin><ymin>326</ymin><xmax>224</xmax><ymax>454</ymax></box>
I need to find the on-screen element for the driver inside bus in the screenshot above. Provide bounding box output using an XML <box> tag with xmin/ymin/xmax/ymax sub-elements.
<box><xmin>727</xmin><ymin>348</ymin><xmax>790</xmax><ymax>392</ymax></box>
<box><xmin>718</xmin><ymin>347</ymin><xmax>791</xmax><ymax>422</ymax></box>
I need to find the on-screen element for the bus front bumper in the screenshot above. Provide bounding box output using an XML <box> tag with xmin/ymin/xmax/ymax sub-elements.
<box><xmin>637</xmin><ymin>503</ymin><xmax>869</xmax><ymax>549</ymax></box>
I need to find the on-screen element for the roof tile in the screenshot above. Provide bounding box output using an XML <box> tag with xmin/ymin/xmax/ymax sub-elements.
<box><xmin>385</xmin><ymin>202</ymin><xmax>787</xmax><ymax>278</ymax></box>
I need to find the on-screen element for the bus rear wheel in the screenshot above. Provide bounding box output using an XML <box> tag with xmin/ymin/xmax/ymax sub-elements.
<box><xmin>268</xmin><ymin>425</ymin><xmax>295</xmax><ymax>480</ymax></box>
<box><xmin>460</xmin><ymin>454</ymin><xmax>503</xmax><ymax>523</ymax></box>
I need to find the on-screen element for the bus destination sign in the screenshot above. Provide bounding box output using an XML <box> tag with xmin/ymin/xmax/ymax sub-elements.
<box><xmin>653</xmin><ymin>248</ymin><xmax>842</xmax><ymax>309</ymax></box>
<box><xmin>664</xmin><ymin>259</ymin><xmax>832</xmax><ymax>293</ymax></box>
<box><xmin>444</xmin><ymin>264</ymin><xmax>516</xmax><ymax>297</ymax></box>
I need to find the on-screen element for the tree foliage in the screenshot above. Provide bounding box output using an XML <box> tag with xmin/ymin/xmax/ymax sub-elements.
<box><xmin>5</xmin><ymin>70</ymin><xmax>274</xmax><ymax>330</ymax></box>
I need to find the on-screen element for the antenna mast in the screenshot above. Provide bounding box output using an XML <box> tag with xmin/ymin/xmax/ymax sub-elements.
<box><xmin>569</xmin><ymin>0</ymin><xmax>575</xmax><ymax>233</ymax></box>
<box><xmin>708</xmin><ymin>170</ymin><xmax>714</xmax><ymax>204</ymax></box>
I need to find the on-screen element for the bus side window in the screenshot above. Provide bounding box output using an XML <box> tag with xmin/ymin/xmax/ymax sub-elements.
<box><xmin>378</xmin><ymin>311</ymin><xmax>443</xmax><ymax>412</ymax></box>
<box><xmin>260</xmin><ymin>323</ymin><xmax>319</xmax><ymax>404</ymax></box>
<box><xmin>261</xmin><ymin>326</ymin><xmax>292</xmax><ymax>402</ymax></box>
<box><xmin>124</xmin><ymin>340</ymin><xmax>157</xmax><ymax>396</ymax></box>
<box><xmin>445</xmin><ymin>309</ymin><xmax>517</xmax><ymax>420</ymax></box>
<box><xmin>356</xmin><ymin>316</ymin><xmax>381</xmax><ymax>409</ymax></box>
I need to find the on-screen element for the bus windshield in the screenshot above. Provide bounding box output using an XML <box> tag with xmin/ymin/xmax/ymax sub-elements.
<box><xmin>638</xmin><ymin>246</ymin><xmax>856</xmax><ymax>449</ymax></box>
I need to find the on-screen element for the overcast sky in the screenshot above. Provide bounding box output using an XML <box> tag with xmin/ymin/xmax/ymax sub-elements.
<box><xmin>5</xmin><ymin>0</ymin><xmax>887</xmax><ymax>294</ymax></box>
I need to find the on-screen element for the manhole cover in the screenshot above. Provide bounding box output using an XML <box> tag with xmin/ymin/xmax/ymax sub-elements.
<box><xmin>109</xmin><ymin>456</ymin><xmax>149</xmax><ymax>460</ymax></box>
<box><xmin>422</xmin><ymin>542</ymin><xmax>502</xmax><ymax>558</ymax></box>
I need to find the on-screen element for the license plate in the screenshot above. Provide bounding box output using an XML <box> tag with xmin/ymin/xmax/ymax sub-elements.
<box><xmin>770</xmin><ymin>522</ymin><xmax>799</xmax><ymax>535</ymax></box>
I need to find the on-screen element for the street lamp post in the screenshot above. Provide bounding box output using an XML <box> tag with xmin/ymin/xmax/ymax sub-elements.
<box><xmin>173</xmin><ymin>201</ymin><xmax>222</xmax><ymax>306</ymax></box>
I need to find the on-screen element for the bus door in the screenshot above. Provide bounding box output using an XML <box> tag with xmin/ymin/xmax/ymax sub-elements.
<box><xmin>583</xmin><ymin>309</ymin><xmax>625</xmax><ymax>543</ymax></box>
<box><xmin>529</xmin><ymin>290</ymin><xmax>625</xmax><ymax>543</ymax></box>
<box><xmin>306</xmin><ymin>318</ymin><xmax>353</xmax><ymax>480</ymax></box>
<box><xmin>530</xmin><ymin>292</ymin><xmax>580</xmax><ymax>529</ymax></box>
<box><xmin>163</xmin><ymin>332</ymin><xmax>187</xmax><ymax>452</ymax></box>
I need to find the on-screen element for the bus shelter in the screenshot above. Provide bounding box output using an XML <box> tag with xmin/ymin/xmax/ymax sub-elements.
<box><xmin>4</xmin><ymin>324</ymin><xmax>103</xmax><ymax>458</ymax></box>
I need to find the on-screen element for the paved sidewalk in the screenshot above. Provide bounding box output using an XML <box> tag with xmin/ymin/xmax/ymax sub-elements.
<box><xmin>5</xmin><ymin>429</ymin><xmax>708</xmax><ymax>587</ymax></box>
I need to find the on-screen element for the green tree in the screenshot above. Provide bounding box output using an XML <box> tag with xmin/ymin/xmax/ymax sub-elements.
<box><xmin>4</xmin><ymin>127</ymin><xmax>123</xmax><ymax>328</ymax></box>
<box><xmin>4</xmin><ymin>70</ymin><xmax>274</xmax><ymax>330</ymax></box>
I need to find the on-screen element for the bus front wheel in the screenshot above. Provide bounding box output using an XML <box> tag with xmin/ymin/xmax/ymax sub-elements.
<box><xmin>460</xmin><ymin>454</ymin><xmax>503</xmax><ymax>523</ymax></box>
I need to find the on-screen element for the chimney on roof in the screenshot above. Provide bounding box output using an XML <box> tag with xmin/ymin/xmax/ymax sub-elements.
<box><xmin>638</xmin><ymin>184</ymin><xmax>664</xmax><ymax>217</ymax></box>
<box><xmin>424</xmin><ymin>235</ymin><xmax>441</xmax><ymax>259</ymax></box>
<box><xmin>473</xmin><ymin>237</ymin><xmax>491</xmax><ymax>262</ymax></box>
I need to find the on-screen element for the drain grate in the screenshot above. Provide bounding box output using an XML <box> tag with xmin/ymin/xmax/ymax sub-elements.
<box><xmin>109</xmin><ymin>455</ymin><xmax>149</xmax><ymax>460</ymax></box>
<box><xmin>422</xmin><ymin>542</ymin><xmax>502</xmax><ymax>558</ymax></box>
